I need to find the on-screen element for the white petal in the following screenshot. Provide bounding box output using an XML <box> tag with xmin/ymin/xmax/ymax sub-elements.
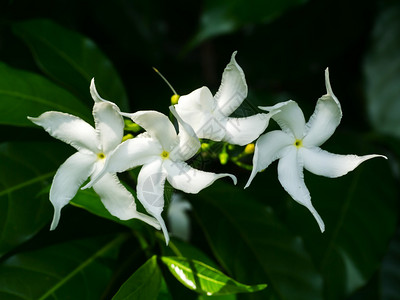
<box><xmin>215</xmin><ymin>51</ymin><xmax>248</xmax><ymax>116</ymax></box>
<box><xmin>81</xmin><ymin>135</ymin><xmax>161</xmax><ymax>189</ymax></box>
<box><xmin>301</xmin><ymin>147</ymin><xmax>387</xmax><ymax>178</ymax></box>
<box><xmin>259</xmin><ymin>100</ymin><xmax>305</xmax><ymax>139</ymax></box>
<box><xmin>245</xmin><ymin>130</ymin><xmax>293</xmax><ymax>188</ymax></box>
<box><xmin>174</xmin><ymin>87</ymin><xmax>224</xmax><ymax>140</ymax></box>
<box><xmin>303</xmin><ymin>69</ymin><xmax>342</xmax><ymax>147</ymax></box>
<box><xmin>123</xmin><ymin>110</ymin><xmax>177</xmax><ymax>152</ymax></box>
<box><xmin>164</xmin><ymin>160</ymin><xmax>237</xmax><ymax>194</ymax></box>
<box><xmin>137</xmin><ymin>159</ymin><xmax>170</xmax><ymax>244</ymax></box>
<box><xmin>92</xmin><ymin>172</ymin><xmax>160</xmax><ymax>229</ymax></box>
<box><xmin>277</xmin><ymin>146</ymin><xmax>325</xmax><ymax>232</ymax></box>
<box><xmin>224</xmin><ymin>113</ymin><xmax>272</xmax><ymax>146</ymax></box>
<box><xmin>28</xmin><ymin>112</ymin><xmax>99</xmax><ymax>154</ymax></box>
<box><xmin>93</xmin><ymin>102</ymin><xmax>124</xmax><ymax>153</ymax></box>
<box><xmin>90</xmin><ymin>78</ymin><xmax>119</xmax><ymax>109</ymax></box>
<box><xmin>169</xmin><ymin>106</ymin><xmax>200</xmax><ymax>161</ymax></box>
<box><xmin>50</xmin><ymin>152</ymin><xmax>96</xmax><ymax>230</ymax></box>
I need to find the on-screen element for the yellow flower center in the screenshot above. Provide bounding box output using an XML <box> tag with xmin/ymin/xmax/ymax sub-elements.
<box><xmin>294</xmin><ymin>139</ymin><xmax>303</xmax><ymax>148</ymax></box>
<box><xmin>161</xmin><ymin>150</ymin><xmax>169</xmax><ymax>159</ymax></box>
<box><xmin>97</xmin><ymin>152</ymin><xmax>106</xmax><ymax>160</ymax></box>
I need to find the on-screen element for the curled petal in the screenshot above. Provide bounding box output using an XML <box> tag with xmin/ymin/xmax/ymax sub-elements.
<box><xmin>93</xmin><ymin>102</ymin><xmax>124</xmax><ymax>153</ymax></box>
<box><xmin>122</xmin><ymin>110</ymin><xmax>177</xmax><ymax>152</ymax></box>
<box><xmin>137</xmin><ymin>159</ymin><xmax>170</xmax><ymax>244</ymax></box>
<box><xmin>245</xmin><ymin>130</ymin><xmax>293</xmax><ymax>188</ymax></box>
<box><xmin>92</xmin><ymin>172</ymin><xmax>160</xmax><ymax>229</ymax></box>
<box><xmin>215</xmin><ymin>51</ymin><xmax>248</xmax><ymax>116</ymax></box>
<box><xmin>277</xmin><ymin>146</ymin><xmax>325</xmax><ymax>232</ymax></box>
<box><xmin>224</xmin><ymin>113</ymin><xmax>272</xmax><ymax>146</ymax></box>
<box><xmin>50</xmin><ymin>152</ymin><xmax>96</xmax><ymax>230</ymax></box>
<box><xmin>303</xmin><ymin>69</ymin><xmax>342</xmax><ymax>147</ymax></box>
<box><xmin>301</xmin><ymin>147</ymin><xmax>387</xmax><ymax>178</ymax></box>
<box><xmin>169</xmin><ymin>105</ymin><xmax>200</xmax><ymax>161</ymax></box>
<box><xmin>81</xmin><ymin>135</ymin><xmax>161</xmax><ymax>189</ymax></box>
<box><xmin>90</xmin><ymin>78</ymin><xmax>120</xmax><ymax>110</ymax></box>
<box><xmin>164</xmin><ymin>160</ymin><xmax>237</xmax><ymax>194</ymax></box>
<box><xmin>259</xmin><ymin>100</ymin><xmax>305</xmax><ymax>139</ymax></box>
<box><xmin>28</xmin><ymin>112</ymin><xmax>99</xmax><ymax>154</ymax></box>
<box><xmin>174</xmin><ymin>87</ymin><xmax>221</xmax><ymax>140</ymax></box>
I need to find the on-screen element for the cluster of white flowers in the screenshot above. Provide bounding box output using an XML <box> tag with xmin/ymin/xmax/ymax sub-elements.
<box><xmin>29</xmin><ymin>51</ymin><xmax>385</xmax><ymax>244</ymax></box>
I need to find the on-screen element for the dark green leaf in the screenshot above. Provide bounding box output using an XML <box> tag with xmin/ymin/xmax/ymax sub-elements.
<box><xmin>113</xmin><ymin>255</ymin><xmax>161</xmax><ymax>300</ymax></box>
<box><xmin>191</xmin><ymin>182</ymin><xmax>323</xmax><ymax>300</ymax></box>
<box><xmin>0</xmin><ymin>234</ymin><xmax>124</xmax><ymax>300</ymax></box>
<box><xmin>364</xmin><ymin>3</ymin><xmax>400</xmax><ymax>138</ymax></box>
<box><xmin>286</xmin><ymin>134</ymin><xmax>398</xmax><ymax>300</ymax></box>
<box><xmin>380</xmin><ymin>227</ymin><xmax>400</xmax><ymax>300</ymax></box>
<box><xmin>0</xmin><ymin>62</ymin><xmax>90</xmax><ymax>127</ymax></box>
<box><xmin>188</xmin><ymin>0</ymin><xmax>308</xmax><ymax>49</ymax></box>
<box><xmin>161</xmin><ymin>256</ymin><xmax>266</xmax><ymax>296</ymax></box>
<box><xmin>70</xmin><ymin>187</ymin><xmax>155</xmax><ymax>233</ymax></box>
<box><xmin>0</xmin><ymin>141</ymin><xmax>70</xmax><ymax>257</ymax></box>
<box><xmin>13</xmin><ymin>19</ymin><xmax>128</xmax><ymax>110</ymax></box>
<box><xmin>162</xmin><ymin>238</ymin><xmax>219</xmax><ymax>269</ymax></box>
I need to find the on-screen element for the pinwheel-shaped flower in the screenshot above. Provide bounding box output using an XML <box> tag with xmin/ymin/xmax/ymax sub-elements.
<box><xmin>28</xmin><ymin>80</ymin><xmax>160</xmax><ymax>230</ymax></box>
<box><xmin>174</xmin><ymin>51</ymin><xmax>274</xmax><ymax>146</ymax></box>
<box><xmin>83</xmin><ymin>107</ymin><xmax>237</xmax><ymax>244</ymax></box>
<box><xmin>245</xmin><ymin>69</ymin><xmax>386</xmax><ymax>232</ymax></box>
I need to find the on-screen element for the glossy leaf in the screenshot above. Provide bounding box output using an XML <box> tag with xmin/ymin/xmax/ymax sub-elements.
<box><xmin>113</xmin><ymin>255</ymin><xmax>162</xmax><ymax>300</ymax></box>
<box><xmin>0</xmin><ymin>235</ymin><xmax>123</xmax><ymax>300</ymax></box>
<box><xmin>0</xmin><ymin>142</ymin><xmax>70</xmax><ymax>257</ymax></box>
<box><xmin>161</xmin><ymin>256</ymin><xmax>266</xmax><ymax>296</ymax></box>
<box><xmin>285</xmin><ymin>134</ymin><xmax>398</xmax><ymax>300</ymax></box>
<box><xmin>191</xmin><ymin>182</ymin><xmax>323</xmax><ymax>300</ymax></box>
<box><xmin>0</xmin><ymin>62</ymin><xmax>90</xmax><ymax>127</ymax></box>
<box><xmin>71</xmin><ymin>187</ymin><xmax>154</xmax><ymax>232</ymax></box>
<box><xmin>188</xmin><ymin>0</ymin><xmax>308</xmax><ymax>49</ymax></box>
<box><xmin>13</xmin><ymin>19</ymin><xmax>128</xmax><ymax>110</ymax></box>
<box><xmin>162</xmin><ymin>238</ymin><xmax>219</xmax><ymax>269</ymax></box>
<box><xmin>364</xmin><ymin>3</ymin><xmax>400</xmax><ymax>138</ymax></box>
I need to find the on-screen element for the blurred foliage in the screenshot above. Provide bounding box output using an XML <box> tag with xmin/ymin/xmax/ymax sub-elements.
<box><xmin>0</xmin><ymin>0</ymin><xmax>399</xmax><ymax>299</ymax></box>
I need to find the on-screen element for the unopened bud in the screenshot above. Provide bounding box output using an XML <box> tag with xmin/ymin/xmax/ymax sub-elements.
<box><xmin>124</xmin><ymin>120</ymin><xmax>141</xmax><ymax>132</ymax></box>
<box><xmin>171</xmin><ymin>94</ymin><xmax>180</xmax><ymax>105</ymax></box>
<box><xmin>201</xmin><ymin>143</ymin><xmax>210</xmax><ymax>151</ymax></box>
<box><xmin>244</xmin><ymin>143</ymin><xmax>255</xmax><ymax>154</ymax></box>
<box><xmin>219</xmin><ymin>152</ymin><xmax>229</xmax><ymax>165</ymax></box>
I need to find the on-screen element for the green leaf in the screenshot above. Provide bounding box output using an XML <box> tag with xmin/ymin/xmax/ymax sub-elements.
<box><xmin>13</xmin><ymin>18</ymin><xmax>128</xmax><ymax>110</ymax></box>
<box><xmin>188</xmin><ymin>0</ymin><xmax>308</xmax><ymax>49</ymax></box>
<box><xmin>70</xmin><ymin>188</ymin><xmax>154</xmax><ymax>232</ymax></box>
<box><xmin>0</xmin><ymin>62</ymin><xmax>91</xmax><ymax>127</ymax></box>
<box><xmin>380</xmin><ymin>227</ymin><xmax>400</xmax><ymax>300</ymax></box>
<box><xmin>113</xmin><ymin>255</ymin><xmax>162</xmax><ymax>300</ymax></box>
<box><xmin>161</xmin><ymin>256</ymin><xmax>266</xmax><ymax>296</ymax></box>
<box><xmin>163</xmin><ymin>238</ymin><xmax>219</xmax><ymax>269</ymax></box>
<box><xmin>364</xmin><ymin>3</ymin><xmax>400</xmax><ymax>138</ymax></box>
<box><xmin>0</xmin><ymin>141</ymin><xmax>70</xmax><ymax>257</ymax></box>
<box><xmin>0</xmin><ymin>234</ymin><xmax>124</xmax><ymax>300</ymax></box>
<box><xmin>286</xmin><ymin>134</ymin><xmax>398</xmax><ymax>300</ymax></box>
<box><xmin>191</xmin><ymin>182</ymin><xmax>323</xmax><ymax>300</ymax></box>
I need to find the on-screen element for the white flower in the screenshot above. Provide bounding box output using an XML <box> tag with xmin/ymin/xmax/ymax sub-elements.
<box><xmin>174</xmin><ymin>51</ymin><xmax>274</xmax><ymax>146</ymax></box>
<box><xmin>28</xmin><ymin>79</ymin><xmax>160</xmax><ymax>231</ymax></box>
<box><xmin>82</xmin><ymin>106</ymin><xmax>237</xmax><ymax>244</ymax></box>
<box><xmin>245</xmin><ymin>69</ymin><xmax>386</xmax><ymax>232</ymax></box>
